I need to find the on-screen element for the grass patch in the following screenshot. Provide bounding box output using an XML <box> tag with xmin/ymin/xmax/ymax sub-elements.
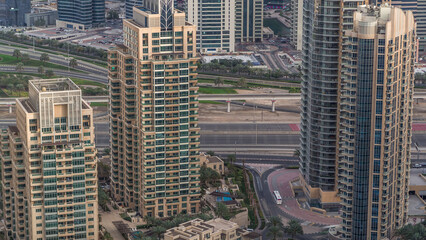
<box><xmin>199</xmin><ymin>86</ymin><xmax>237</xmax><ymax>94</ymax></box>
<box><xmin>199</xmin><ymin>100</ymin><xmax>224</xmax><ymax>104</ymax></box>
<box><xmin>120</xmin><ymin>212</ymin><xmax>131</xmax><ymax>222</ymax></box>
<box><xmin>1</xmin><ymin>89</ymin><xmax>28</xmax><ymax>97</ymax></box>
<box><xmin>89</xmin><ymin>102</ymin><xmax>108</xmax><ymax>107</ymax></box>
<box><xmin>0</xmin><ymin>54</ymin><xmax>78</xmax><ymax>71</ymax></box>
<box><xmin>0</xmin><ymin>88</ymin><xmax>7</xmax><ymax>97</ymax></box>
<box><xmin>0</xmin><ymin>42</ymin><xmax>28</xmax><ymax>49</ymax></box>
<box><xmin>263</xmin><ymin>18</ymin><xmax>290</xmax><ymax>36</ymax></box>
<box><xmin>70</xmin><ymin>78</ymin><xmax>107</xmax><ymax>88</ymax></box>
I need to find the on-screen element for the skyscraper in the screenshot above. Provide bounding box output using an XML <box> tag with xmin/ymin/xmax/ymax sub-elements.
<box><xmin>0</xmin><ymin>0</ymin><xmax>31</xmax><ymax>26</ymax></box>
<box><xmin>0</xmin><ymin>78</ymin><xmax>99</xmax><ymax>240</ymax></box>
<box><xmin>299</xmin><ymin>0</ymin><xmax>364</xmax><ymax>211</ymax></box>
<box><xmin>125</xmin><ymin>0</ymin><xmax>143</xmax><ymax>19</ymax></box>
<box><xmin>187</xmin><ymin>0</ymin><xmax>235</xmax><ymax>53</ymax></box>
<box><xmin>108</xmin><ymin>1</ymin><xmax>201</xmax><ymax>217</ymax></box>
<box><xmin>338</xmin><ymin>5</ymin><xmax>416</xmax><ymax>239</ymax></box>
<box><xmin>290</xmin><ymin>0</ymin><xmax>303</xmax><ymax>51</ymax></box>
<box><xmin>57</xmin><ymin>0</ymin><xmax>105</xmax><ymax>30</ymax></box>
<box><xmin>235</xmin><ymin>0</ymin><xmax>263</xmax><ymax>42</ymax></box>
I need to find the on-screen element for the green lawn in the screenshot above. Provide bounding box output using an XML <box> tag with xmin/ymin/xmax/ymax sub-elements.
<box><xmin>0</xmin><ymin>54</ymin><xmax>78</xmax><ymax>71</ymax></box>
<box><xmin>199</xmin><ymin>100</ymin><xmax>224</xmax><ymax>104</ymax></box>
<box><xmin>89</xmin><ymin>102</ymin><xmax>108</xmax><ymax>107</ymax></box>
<box><xmin>70</xmin><ymin>78</ymin><xmax>107</xmax><ymax>88</ymax></box>
<box><xmin>263</xmin><ymin>18</ymin><xmax>291</xmax><ymax>36</ymax></box>
<box><xmin>198</xmin><ymin>86</ymin><xmax>237</xmax><ymax>94</ymax></box>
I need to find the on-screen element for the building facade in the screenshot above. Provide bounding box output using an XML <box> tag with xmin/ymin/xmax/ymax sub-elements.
<box><xmin>25</xmin><ymin>9</ymin><xmax>58</xmax><ymax>27</ymax></box>
<box><xmin>0</xmin><ymin>78</ymin><xmax>99</xmax><ymax>240</ymax></box>
<box><xmin>290</xmin><ymin>0</ymin><xmax>303</xmax><ymax>51</ymax></box>
<box><xmin>338</xmin><ymin>5</ymin><xmax>416</xmax><ymax>239</ymax></box>
<box><xmin>299</xmin><ymin>0</ymin><xmax>365</xmax><ymax>211</ymax></box>
<box><xmin>0</xmin><ymin>0</ymin><xmax>31</xmax><ymax>26</ymax></box>
<box><xmin>235</xmin><ymin>0</ymin><xmax>263</xmax><ymax>42</ymax></box>
<box><xmin>108</xmin><ymin>1</ymin><xmax>201</xmax><ymax>217</ymax></box>
<box><xmin>187</xmin><ymin>0</ymin><xmax>235</xmax><ymax>53</ymax></box>
<box><xmin>57</xmin><ymin>0</ymin><xmax>105</xmax><ymax>30</ymax></box>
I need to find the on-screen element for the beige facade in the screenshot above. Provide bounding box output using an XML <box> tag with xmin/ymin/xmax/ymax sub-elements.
<box><xmin>0</xmin><ymin>78</ymin><xmax>98</xmax><ymax>240</ymax></box>
<box><xmin>108</xmin><ymin>4</ymin><xmax>201</xmax><ymax>218</ymax></box>
<box><xmin>338</xmin><ymin>5</ymin><xmax>416</xmax><ymax>239</ymax></box>
<box><xmin>200</xmin><ymin>153</ymin><xmax>224</xmax><ymax>175</ymax></box>
<box><xmin>187</xmin><ymin>0</ymin><xmax>236</xmax><ymax>53</ymax></box>
<box><xmin>290</xmin><ymin>0</ymin><xmax>303</xmax><ymax>51</ymax></box>
<box><xmin>164</xmin><ymin>218</ymin><xmax>261</xmax><ymax>240</ymax></box>
<box><xmin>235</xmin><ymin>0</ymin><xmax>263</xmax><ymax>42</ymax></box>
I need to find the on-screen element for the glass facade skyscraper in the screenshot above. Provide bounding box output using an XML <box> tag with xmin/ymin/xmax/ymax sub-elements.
<box><xmin>0</xmin><ymin>0</ymin><xmax>31</xmax><ymax>26</ymax></box>
<box><xmin>299</xmin><ymin>0</ymin><xmax>364</xmax><ymax>211</ymax></box>
<box><xmin>338</xmin><ymin>5</ymin><xmax>416</xmax><ymax>239</ymax></box>
<box><xmin>235</xmin><ymin>0</ymin><xmax>263</xmax><ymax>42</ymax></box>
<box><xmin>187</xmin><ymin>0</ymin><xmax>235</xmax><ymax>53</ymax></box>
<box><xmin>57</xmin><ymin>0</ymin><xmax>105</xmax><ymax>29</ymax></box>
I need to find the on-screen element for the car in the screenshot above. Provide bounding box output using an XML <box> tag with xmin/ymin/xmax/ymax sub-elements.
<box><xmin>414</xmin><ymin>164</ymin><xmax>422</xmax><ymax>168</ymax></box>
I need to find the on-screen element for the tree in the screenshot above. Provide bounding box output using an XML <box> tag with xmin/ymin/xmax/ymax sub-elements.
<box><xmin>227</xmin><ymin>154</ymin><xmax>236</xmax><ymax>164</ymax></box>
<box><xmin>69</xmin><ymin>58</ymin><xmax>78</xmax><ymax>69</ymax></box>
<box><xmin>7</xmin><ymin>83</ymin><xmax>14</xmax><ymax>92</ymax></box>
<box><xmin>40</xmin><ymin>53</ymin><xmax>49</xmax><ymax>63</ymax></box>
<box><xmin>12</xmin><ymin>49</ymin><xmax>22</xmax><ymax>59</ymax></box>
<box><xmin>284</xmin><ymin>220</ymin><xmax>303</xmax><ymax>239</ymax></box>
<box><xmin>151</xmin><ymin>226</ymin><xmax>166</xmax><ymax>239</ymax></box>
<box><xmin>16</xmin><ymin>83</ymin><xmax>24</xmax><ymax>92</ymax></box>
<box><xmin>38</xmin><ymin>66</ymin><xmax>44</xmax><ymax>74</ymax></box>
<box><xmin>394</xmin><ymin>222</ymin><xmax>426</xmax><ymax>240</ymax></box>
<box><xmin>237</xmin><ymin>77</ymin><xmax>247</xmax><ymax>88</ymax></box>
<box><xmin>45</xmin><ymin>70</ymin><xmax>54</xmax><ymax>77</ymax></box>
<box><xmin>215</xmin><ymin>202</ymin><xmax>231</xmax><ymax>220</ymax></box>
<box><xmin>200</xmin><ymin>165</ymin><xmax>220</xmax><ymax>187</ymax></box>
<box><xmin>214</xmin><ymin>77</ymin><xmax>223</xmax><ymax>86</ymax></box>
<box><xmin>21</xmin><ymin>53</ymin><xmax>30</xmax><ymax>63</ymax></box>
<box><xmin>267</xmin><ymin>226</ymin><xmax>284</xmax><ymax>240</ymax></box>
<box><xmin>269</xmin><ymin>216</ymin><xmax>284</xmax><ymax>228</ymax></box>
<box><xmin>15</xmin><ymin>62</ymin><xmax>24</xmax><ymax>72</ymax></box>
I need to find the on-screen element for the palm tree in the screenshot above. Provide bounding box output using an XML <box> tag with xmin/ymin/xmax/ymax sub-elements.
<box><xmin>269</xmin><ymin>216</ymin><xmax>284</xmax><ymax>228</ymax></box>
<box><xmin>69</xmin><ymin>58</ymin><xmax>78</xmax><ymax>69</ymax></box>
<box><xmin>394</xmin><ymin>222</ymin><xmax>426</xmax><ymax>240</ymax></box>
<box><xmin>40</xmin><ymin>53</ymin><xmax>49</xmax><ymax>63</ymax></box>
<box><xmin>45</xmin><ymin>70</ymin><xmax>54</xmax><ymax>78</ymax></box>
<box><xmin>12</xmin><ymin>49</ymin><xmax>22</xmax><ymax>59</ymax></box>
<box><xmin>151</xmin><ymin>226</ymin><xmax>166</xmax><ymax>239</ymax></box>
<box><xmin>38</xmin><ymin>66</ymin><xmax>44</xmax><ymax>74</ymax></box>
<box><xmin>237</xmin><ymin>77</ymin><xmax>247</xmax><ymax>88</ymax></box>
<box><xmin>214</xmin><ymin>77</ymin><xmax>223</xmax><ymax>86</ymax></box>
<box><xmin>15</xmin><ymin>62</ymin><xmax>24</xmax><ymax>72</ymax></box>
<box><xmin>284</xmin><ymin>220</ymin><xmax>304</xmax><ymax>239</ymax></box>
<box><xmin>267</xmin><ymin>225</ymin><xmax>284</xmax><ymax>240</ymax></box>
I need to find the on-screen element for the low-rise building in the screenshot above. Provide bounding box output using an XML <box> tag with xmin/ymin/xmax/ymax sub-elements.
<box><xmin>200</xmin><ymin>153</ymin><xmax>225</xmax><ymax>175</ymax></box>
<box><xmin>164</xmin><ymin>218</ymin><xmax>261</xmax><ymax>240</ymax></box>
<box><xmin>25</xmin><ymin>9</ymin><xmax>58</xmax><ymax>27</ymax></box>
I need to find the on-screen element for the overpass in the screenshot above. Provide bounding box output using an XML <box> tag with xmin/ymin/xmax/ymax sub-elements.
<box><xmin>2</xmin><ymin>92</ymin><xmax>426</xmax><ymax>112</ymax></box>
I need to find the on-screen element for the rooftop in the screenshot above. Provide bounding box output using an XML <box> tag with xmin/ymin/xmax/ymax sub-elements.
<box><xmin>410</xmin><ymin>168</ymin><xmax>426</xmax><ymax>186</ymax></box>
<box><xmin>207</xmin><ymin>156</ymin><xmax>223</xmax><ymax>163</ymax></box>
<box><xmin>29</xmin><ymin>78</ymin><xmax>80</xmax><ymax>93</ymax></box>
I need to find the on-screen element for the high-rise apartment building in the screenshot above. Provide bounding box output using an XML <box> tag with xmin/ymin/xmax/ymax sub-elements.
<box><xmin>338</xmin><ymin>5</ymin><xmax>416</xmax><ymax>239</ymax></box>
<box><xmin>125</xmin><ymin>0</ymin><xmax>143</xmax><ymax>19</ymax></box>
<box><xmin>108</xmin><ymin>1</ymin><xmax>201</xmax><ymax>217</ymax></box>
<box><xmin>57</xmin><ymin>0</ymin><xmax>105</xmax><ymax>30</ymax></box>
<box><xmin>0</xmin><ymin>78</ymin><xmax>99</xmax><ymax>240</ymax></box>
<box><xmin>299</xmin><ymin>0</ymin><xmax>365</xmax><ymax>211</ymax></box>
<box><xmin>187</xmin><ymin>0</ymin><xmax>235</xmax><ymax>53</ymax></box>
<box><xmin>290</xmin><ymin>0</ymin><xmax>303</xmax><ymax>51</ymax></box>
<box><xmin>0</xmin><ymin>0</ymin><xmax>31</xmax><ymax>26</ymax></box>
<box><xmin>235</xmin><ymin>0</ymin><xmax>263</xmax><ymax>42</ymax></box>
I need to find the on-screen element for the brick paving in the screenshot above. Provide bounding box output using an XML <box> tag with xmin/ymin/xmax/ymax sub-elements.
<box><xmin>268</xmin><ymin>169</ymin><xmax>341</xmax><ymax>226</ymax></box>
